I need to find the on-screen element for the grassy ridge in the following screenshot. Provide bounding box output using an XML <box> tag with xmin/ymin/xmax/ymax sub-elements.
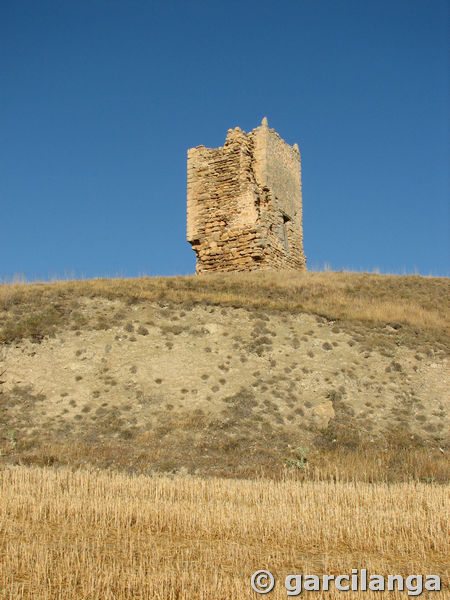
<box><xmin>1</xmin><ymin>271</ymin><xmax>449</xmax><ymax>347</ymax></box>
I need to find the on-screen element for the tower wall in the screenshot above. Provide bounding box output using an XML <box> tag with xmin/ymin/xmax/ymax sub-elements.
<box><xmin>187</xmin><ymin>119</ymin><xmax>306</xmax><ymax>273</ymax></box>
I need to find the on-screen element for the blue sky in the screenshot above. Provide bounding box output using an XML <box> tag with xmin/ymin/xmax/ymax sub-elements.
<box><xmin>1</xmin><ymin>0</ymin><xmax>448</xmax><ymax>280</ymax></box>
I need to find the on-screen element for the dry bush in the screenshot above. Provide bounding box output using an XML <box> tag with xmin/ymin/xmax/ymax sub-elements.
<box><xmin>0</xmin><ymin>466</ymin><xmax>447</xmax><ymax>599</ymax></box>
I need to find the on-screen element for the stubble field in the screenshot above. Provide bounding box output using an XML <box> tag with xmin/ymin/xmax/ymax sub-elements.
<box><xmin>0</xmin><ymin>466</ymin><xmax>448</xmax><ymax>599</ymax></box>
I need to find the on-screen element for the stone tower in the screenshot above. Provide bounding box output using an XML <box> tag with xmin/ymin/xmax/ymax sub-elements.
<box><xmin>186</xmin><ymin>118</ymin><xmax>306</xmax><ymax>273</ymax></box>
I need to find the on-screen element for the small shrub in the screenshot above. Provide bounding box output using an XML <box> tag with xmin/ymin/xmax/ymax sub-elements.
<box><xmin>286</xmin><ymin>446</ymin><xmax>308</xmax><ymax>469</ymax></box>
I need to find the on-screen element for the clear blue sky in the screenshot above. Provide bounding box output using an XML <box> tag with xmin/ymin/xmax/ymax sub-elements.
<box><xmin>1</xmin><ymin>0</ymin><xmax>448</xmax><ymax>280</ymax></box>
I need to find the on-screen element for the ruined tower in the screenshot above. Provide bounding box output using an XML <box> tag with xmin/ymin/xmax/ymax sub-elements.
<box><xmin>187</xmin><ymin>118</ymin><xmax>306</xmax><ymax>273</ymax></box>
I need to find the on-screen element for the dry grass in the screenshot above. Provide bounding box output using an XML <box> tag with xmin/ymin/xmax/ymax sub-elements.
<box><xmin>1</xmin><ymin>271</ymin><xmax>449</xmax><ymax>350</ymax></box>
<box><xmin>0</xmin><ymin>466</ymin><xmax>447</xmax><ymax>599</ymax></box>
<box><xmin>4</xmin><ymin>433</ymin><xmax>450</xmax><ymax>484</ymax></box>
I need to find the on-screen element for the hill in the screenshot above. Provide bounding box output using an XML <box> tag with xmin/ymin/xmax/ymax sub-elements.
<box><xmin>0</xmin><ymin>271</ymin><xmax>448</xmax><ymax>481</ymax></box>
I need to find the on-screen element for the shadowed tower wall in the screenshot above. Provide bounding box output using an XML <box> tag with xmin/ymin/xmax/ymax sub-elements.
<box><xmin>186</xmin><ymin>118</ymin><xmax>306</xmax><ymax>273</ymax></box>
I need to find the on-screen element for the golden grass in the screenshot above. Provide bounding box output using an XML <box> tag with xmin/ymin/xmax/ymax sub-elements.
<box><xmin>0</xmin><ymin>270</ymin><xmax>447</xmax><ymax>329</ymax></box>
<box><xmin>0</xmin><ymin>466</ymin><xmax>447</xmax><ymax>599</ymax></box>
<box><xmin>0</xmin><ymin>271</ymin><xmax>450</xmax><ymax>356</ymax></box>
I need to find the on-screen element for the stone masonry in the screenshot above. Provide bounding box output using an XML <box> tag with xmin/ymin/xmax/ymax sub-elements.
<box><xmin>186</xmin><ymin>118</ymin><xmax>306</xmax><ymax>273</ymax></box>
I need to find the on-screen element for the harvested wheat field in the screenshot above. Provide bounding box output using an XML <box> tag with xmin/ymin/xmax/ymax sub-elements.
<box><xmin>0</xmin><ymin>466</ymin><xmax>448</xmax><ymax>599</ymax></box>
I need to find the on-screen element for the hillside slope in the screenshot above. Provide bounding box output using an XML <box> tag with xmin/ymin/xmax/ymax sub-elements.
<box><xmin>1</xmin><ymin>271</ymin><xmax>448</xmax><ymax>480</ymax></box>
